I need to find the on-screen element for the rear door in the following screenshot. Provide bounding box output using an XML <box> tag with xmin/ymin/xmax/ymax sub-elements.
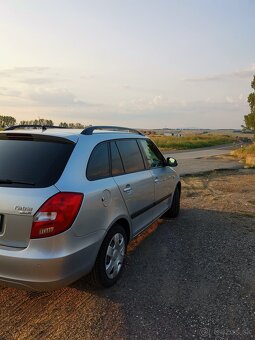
<box><xmin>138</xmin><ymin>139</ymin><xmax>176</xmax><ymax>219</ymax></box>
<box><xmin>111</xmin><ymin>139</ymin><xmax>155</xmax><ymax>236</ymax></box>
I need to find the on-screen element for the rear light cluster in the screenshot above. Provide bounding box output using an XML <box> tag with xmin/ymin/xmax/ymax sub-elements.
<box><xmin>30</xmin><ymin>192</ymin><xmax>83</xmax><ymax>239</ymax></box>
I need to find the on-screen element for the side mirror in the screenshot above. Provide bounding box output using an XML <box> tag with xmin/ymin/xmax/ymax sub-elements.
<box><xmin>166</xmin><ymin>157</ymin><xmax>178</xmax><ymax>167</ymax></box>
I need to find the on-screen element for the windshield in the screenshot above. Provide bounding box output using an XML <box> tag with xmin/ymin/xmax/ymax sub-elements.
<box><xmin>0</xmin><ymin>135</ymin><xmax>75</xmax><ymax>188</ymax></box>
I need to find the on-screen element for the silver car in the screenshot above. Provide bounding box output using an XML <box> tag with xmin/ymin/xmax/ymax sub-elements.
<box><xmin>0</xmin><ymin>125</ymin><xmax>181</xmax><ymax>290</ymax></box>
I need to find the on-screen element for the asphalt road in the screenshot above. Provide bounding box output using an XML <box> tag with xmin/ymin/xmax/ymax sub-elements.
<box><xmin>163</xmin><ymin>144</ymin><xmax>243</xmax><ymax>176</ymax></box>
<box><xmin>163</xmin><ymin>143</ymin><xmax>239</xmax><ymax>160</ymax></box>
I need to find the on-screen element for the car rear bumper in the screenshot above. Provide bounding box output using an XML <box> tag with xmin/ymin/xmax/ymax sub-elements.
<box><xmin>0</xmin><ymin>230</ymin><xmax>104</xmax><ymax>291</ymax></box>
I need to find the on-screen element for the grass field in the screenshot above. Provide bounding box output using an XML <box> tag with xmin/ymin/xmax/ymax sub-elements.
<box><xmin>231</xmin><ymin>144</ymin><xmax>255</xmax><ymax>167</ymax></box>
<box><xmin>151</xmin><ymin>134</ymin><xmax>236</xmax><ymax>151</ymax></box>
<box><xmin>0</xmin><ymin>128</ymin><xmax>240</xmax><ymax>151</ymax></box>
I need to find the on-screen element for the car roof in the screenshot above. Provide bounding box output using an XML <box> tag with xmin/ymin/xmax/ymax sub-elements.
<box><xmin>0</xmin><ymin>129</ymin><xmax>83</xmax><ymax>143</ymax></box>
<box><xmin>0</xmin><ymin>126</ymin><xmax>146</xmax><ymax>143</ymax></box>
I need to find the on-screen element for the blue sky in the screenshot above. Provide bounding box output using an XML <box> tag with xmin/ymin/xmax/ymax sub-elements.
<box><xmin>0</xmin><ymin>0</ymin><xmax>254</xmax><ymax>128</ymax></box>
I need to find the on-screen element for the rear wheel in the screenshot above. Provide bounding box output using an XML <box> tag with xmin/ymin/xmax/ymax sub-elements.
<box><xmin>164</xmin><ymin>186</ymin><xmax>180</xmax><ymax>218</ymax></box>
<box><xmin>89</xmin><ymin>224</ymin><xmax>127</xmax><ymax>288</ymax></box>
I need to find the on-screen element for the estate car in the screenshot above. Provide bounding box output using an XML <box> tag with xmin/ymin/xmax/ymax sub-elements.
<box><xmin>0</xmin><ymin>125</ymin><xmax>181</xmax><ymax>290</ymax></box>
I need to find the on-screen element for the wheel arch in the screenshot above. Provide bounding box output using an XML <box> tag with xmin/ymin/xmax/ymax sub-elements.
<box><xmin>113</xmin><ymin>218</ymin><xmax>131</xmax><ymax>243</ymax></box>
<box><xmin>105</xmin><ymin>216</ymin><xmax>132</xmax><ymax>244</ymax></box>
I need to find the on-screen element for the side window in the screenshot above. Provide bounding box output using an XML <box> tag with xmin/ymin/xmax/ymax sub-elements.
<box><xmin>87</xmin><ymin>142</ymin><xmax>110</xmax><ymax>180</ymax></box>
<box><xmin>110</xmin><ymin>141</ymin><xmax>124</xmax><ymax>176</ymax></box>
<box><xmin>116</xmin><ymin>139</ymin><xmax>145</xmax><ymax>174</ymax></box>
<box><xmin>139</xmin><ymin>139</ymin><xmax>165</xmax><ymax>168</ymax></box>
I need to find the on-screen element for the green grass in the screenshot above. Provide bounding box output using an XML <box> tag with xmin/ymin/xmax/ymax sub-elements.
<box><xmin>151</xmin><ymin>134</ymin><xmax>236</xmax><ymax>151</ymax></box>
<box><xmin>231</xmin><ymin>144</ymin><xmax>255</xmax><ymax>167</ymax></box>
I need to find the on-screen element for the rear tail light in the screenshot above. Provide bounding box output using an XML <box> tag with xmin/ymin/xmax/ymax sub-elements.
<box><xmin>31</xmin><ymin>192</ymin><xmax>83</xmax><ymax>239</ymax></box>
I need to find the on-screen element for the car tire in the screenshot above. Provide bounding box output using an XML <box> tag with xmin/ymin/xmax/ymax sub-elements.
<box><xmin>89</xmin><ymin>224</ymin><xmax>127</xmax><ymax>288</ymax></box>
<box><xmin>164</xmin><ymin>186</ymin><xmax>180</xmax><ymax>218</ymax></box>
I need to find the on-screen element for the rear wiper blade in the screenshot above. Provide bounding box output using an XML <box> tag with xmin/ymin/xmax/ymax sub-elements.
<box><xmin>0</xmin><ymin>179</ymin><xmax>35</xmax><ymax>186</ymax></box>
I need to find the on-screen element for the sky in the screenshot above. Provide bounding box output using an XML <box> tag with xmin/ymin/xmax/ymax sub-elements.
<box><xmin>0</xmin><ymin>0</ymin><xmax>255</xmax><ymax>129</ymax></box>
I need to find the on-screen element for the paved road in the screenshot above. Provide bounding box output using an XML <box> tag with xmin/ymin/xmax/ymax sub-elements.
<box><xmin>163</xmin><ymin>143</ymin><xmax>239</xmax><ymax>160</ymax></box>
<box><xmin>163</xmin><ymin>144</ymin><xmax>243</xmax><ymax>176</ymax></box>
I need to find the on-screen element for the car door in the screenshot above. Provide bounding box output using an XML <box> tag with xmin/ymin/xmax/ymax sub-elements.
<box><xmin>138</xmin><ymin>139</ymin><xmax>176</xmax><ymax>219</ymax></box>
<box><xmin>111</xmin><ymin>139</ymin><xmax>155</xmax><ymax>236</ymax></box>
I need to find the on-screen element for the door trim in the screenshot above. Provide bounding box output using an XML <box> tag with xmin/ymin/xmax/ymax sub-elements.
<box><xmin>131</xmin><ymin>193</ymin><xmax>172</xmax><ymax>219</ymax></box>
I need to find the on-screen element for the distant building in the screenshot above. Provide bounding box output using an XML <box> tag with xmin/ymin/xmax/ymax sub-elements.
<box><xmin>164</xmin><ymin>131</ymin><xmax>182</xmax><ymax>137</ymax></box>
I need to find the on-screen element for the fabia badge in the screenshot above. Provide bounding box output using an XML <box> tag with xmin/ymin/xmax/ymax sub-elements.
<box><xmin>14</xmin><ymin>206</ymin><xmax>33</xmax><ymax>215</ymax></box>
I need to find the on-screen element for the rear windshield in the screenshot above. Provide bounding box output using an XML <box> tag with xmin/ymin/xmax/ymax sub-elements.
<box><xmin>0</xmin><ymin>135</ymin><xmax>75</xmax><ymax>188</ymax></box>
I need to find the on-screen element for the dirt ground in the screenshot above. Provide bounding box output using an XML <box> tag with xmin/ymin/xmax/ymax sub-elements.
<box><xmin>181</xmin><ymin>168</ymin><xmax>255</xmax><ymax>217</ymax></box>
<box><xmin>0</xmin><ymin>169</ymin><xmax>254</xmax><ymax>339</ymax></box>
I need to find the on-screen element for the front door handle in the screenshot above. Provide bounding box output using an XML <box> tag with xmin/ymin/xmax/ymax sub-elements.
<box><xmin>123</xmin><ymin>185</ymin><xmax>132</xmax><ymax>193</ymax></box>
<box><xmin>154</xmin><ymin>177</ymin><xmax>159</xmax><ymax>183</ymax></box>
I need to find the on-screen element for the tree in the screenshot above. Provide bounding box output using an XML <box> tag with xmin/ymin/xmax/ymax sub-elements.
<box><xmin>0</xmin><ymin>115</ymin><xmax>16</xmax><ymax>128</ymax></box>
<box><xmin>73</xmin><ymin>123</ymin><xmax>85</xmax><ymax>129</ymax></box>
<box><xmin>59</xmin><ymin>122</ymin><xmax>85</xmax><ymax>128</ymax></box>
<box><xmin>244</xmin><ymin>75</ymin><xmax>255</xmax><ymax>137</ymax></box>
<box><xmin>59</xmin><ymin>122</ymin><xmax>68</xmax><ymax>127</ymax></box>
<box><xmin>20</xmin><ymin>118</ymin><xmax>54</xmax><ymax>126</ymax></box>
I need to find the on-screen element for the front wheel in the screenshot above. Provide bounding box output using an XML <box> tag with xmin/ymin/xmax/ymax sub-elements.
<box><xmin>164</xmin><ymin>186</ymin><xmax>180</xmax><ymax>218</ymax></box>
<box><xmin>89</xmin><ymin>224</ymin><xmax>127</xmax><ymax>288</ymax></box>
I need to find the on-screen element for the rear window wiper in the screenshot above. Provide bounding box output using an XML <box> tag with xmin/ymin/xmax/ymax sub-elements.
<box><xmin>0</xmin><ymin>179</ymin><xmax>35</xmax><ymax>186</ymax></box>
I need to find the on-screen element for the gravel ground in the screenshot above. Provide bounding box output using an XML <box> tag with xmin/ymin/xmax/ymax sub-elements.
<box><xmin>0</xmin><ymin>169</ymin><xmax>255</xmax><ymax>339</ymax></box>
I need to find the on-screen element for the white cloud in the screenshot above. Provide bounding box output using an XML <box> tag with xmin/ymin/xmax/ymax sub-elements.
<box><xmin>119</xmin><ymin>95</ymin><xmax>171</xmax><ymax>112</ymax></box>
<box><xmin>20</xmin><ymin>78</ymin><xmax>53</xmax><ymax>85</ymax></box>
<box><xmin>0</xmin><ymin>86</ymin><xmax>94</xmax><ymax>107</ymax></box>
<box><xmin>0</xmin><ymin>67</ymin><xmax>49</xmax><ymax>77</ymax></box>
<box><xmin>152</xmin><ymin>95</ymin><xmax>163</xmax><ymax>105</ymax></box>
<box><xmin>0</xmin><ymin>87</ymin><xmax>22</xmax><ymax>98</ymax></box>
<box><xmin>225</xmin><ymin>96</ymin><xmax>234</xmax><ymax>103</ymax></box>
<box><xmin>27</xmin><ymin>88</ymin><xmax>87</xmax><ymax>107</ymax></box>
<box><xmin>225</xmin><ymin>94</ymin><xmax>246</xmax><ymax>104</ymax></box>
<box><xmin>0</xmin><ymin>67</ymin><xmax>62</xmax><ymax>86</ymax></box>
<box><xmin>184</xmin><ymin>64</ymin><xmax>255</xmax><ymax>82</ymax></box>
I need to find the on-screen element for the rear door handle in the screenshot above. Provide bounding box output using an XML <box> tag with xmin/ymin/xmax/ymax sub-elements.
<box><xmin>154</xmin><ymin>177</ymin><xmax>159</xmax><ymax>183</ymax></box>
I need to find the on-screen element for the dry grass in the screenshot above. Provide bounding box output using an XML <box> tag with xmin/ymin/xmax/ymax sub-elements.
<box><xmin>182</xmin><ymin>170</ymin><xmax>255</xmax><ymax>216</ymax></box>
<box><xmin>151</xmin><ymin>134</ymin><xmax>235</xmax><ymax>150</ymax></box>
<box><xmin>231</xmin><ymin>144</ymin><xmax>255</xmax><ymax>167</ymax></box>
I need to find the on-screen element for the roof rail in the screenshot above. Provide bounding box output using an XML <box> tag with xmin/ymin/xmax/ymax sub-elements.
<box><xmin>4</xmin><ymin>125</ymin><xmax>67</xmax><ymax>131</ymax></box>
<box><xmin>81</xmin><ymin>126</ymin><xmax>144</xmax><ymax>136</ymax></box>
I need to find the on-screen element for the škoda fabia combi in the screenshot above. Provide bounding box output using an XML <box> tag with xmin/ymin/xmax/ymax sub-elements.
<box><xmin>0</xmin><ymin>125</ymin><xmax>180</xmax><ymax>290</ymax></box>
